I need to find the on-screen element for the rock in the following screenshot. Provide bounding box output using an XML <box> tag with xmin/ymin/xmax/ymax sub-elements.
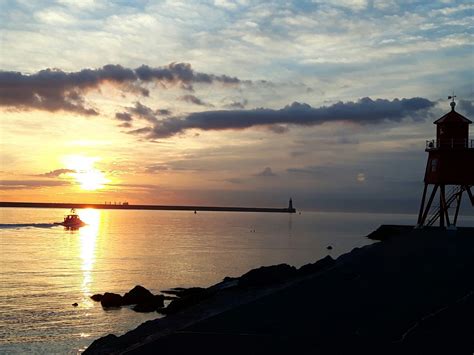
<box><xmin>163</xmin><ymin>295</ymin><xmax>178</xmax><ymax>301</ymax></box>
<box><xmin>366</xmin><ymin>225</ymin><xmax>413</xmax><ymax>241</ymax></box>
<box><xmin>223</xmin><ymin>276</ymin><xmax>238</xmax><ymax>283</ymax></box>
<box><xmin>132</xmin><ymin>295</ymin><xmax>165</xmax><ymax>313</ymax></box>
<box><xmin>100</xmin><ymin>292</ymin><xmax>123</xmax><ymax>308</ymax></box>
<box><xmin>238</xmin><ymin>264</ymin><xmax>297</xmax><ymax>288</ymax></box>
<box><xmin>72</xmin><ymin>302</ymin><xmax>78</xmax><ymax>307</ymax></box>
<box><xmin>122</xmin><ymin>285</ymin><xmax>155</xmax><ymax>305</ymax></box>
<box><xmin>161</xmin><ymin>288</ymin><xmax>212</xmax><ymax>315</ymax></box>
<box><xmin>90</xmin><ymin>294</ymin><xmax>103</xmax><ymax>302</ymax></box>
<box><xmin>83</xmin><ymin>334</ymin><xmax>118</xmax><ymax>354</ymax></box>
<box><xmin>161</xmin><ymin>287</ymin><xmax>205</xmax><ymax>298</ymax></box>
<box><xmin>298</xmin><ymin>255</ymin><xmax>335</xmax><ymax>276</ymax></box>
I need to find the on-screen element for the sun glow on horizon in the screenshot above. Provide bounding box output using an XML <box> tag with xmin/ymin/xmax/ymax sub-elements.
<box><xmin>63</xmin><ymin>155</ymin><xmax>109</xmax><ymax>191</ymax></box>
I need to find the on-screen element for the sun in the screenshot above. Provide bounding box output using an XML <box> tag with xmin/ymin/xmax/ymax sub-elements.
<box><xmin>63</xmin><ymin>155</ymin><xmax>109</xmax><ymax>191</ymax></box>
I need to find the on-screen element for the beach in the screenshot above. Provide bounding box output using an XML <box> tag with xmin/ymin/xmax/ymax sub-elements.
<box><xmin>85</xmin><ymin>226</ymin><xmax>474</xmax><ymax>354</ymax></box>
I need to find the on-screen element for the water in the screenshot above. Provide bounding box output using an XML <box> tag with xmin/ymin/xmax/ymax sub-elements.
<box><xmin>1</xmin><ymin>208</ymin><xmax>472</xmax><ymax>353</ymax></box>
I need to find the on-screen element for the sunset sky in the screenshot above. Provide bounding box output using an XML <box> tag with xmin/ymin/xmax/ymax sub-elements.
<box><xmin>0</xmin><ymin>0</ymin><xmax>473</xmax><ymax>212</ymax></box>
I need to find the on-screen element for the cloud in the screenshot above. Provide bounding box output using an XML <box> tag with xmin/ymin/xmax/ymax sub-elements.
<box><xmin>0</xmin><ymin>63</ymin><xmax>242</xmax><ymax>114</ymax></box>
<box><xmin>134</xmin><ymin>97</ymin><xmax>435</xmax><ymax>139</ymax></box>
<box><xmin>256</xmin><ymin>167</ymin><xmax>277</xmax><ymax>177</ymax></box>
<box><xmin>145</xmin><ymin>164</ymin><xmax>169</xmax><ymax>173</ymax></box>
<box><xmin>115</xmin><ymin>102</ymin><xmax>173</xmax><ymax>128</ymax></box>
<box><xmin>0</xmin><ymin>180</ymin><xmax>70</xmax><ymax>190</ymax></box>
<box><xmin>115</xmin><ymin>112</ymin><xmax>133</xmax><ymax>121</ymax></box>
<box><xmin>225</xmin><ymin>99</ymin><xmax>248</xmax><ymax>109</ymax></box>
<box><xmin>37</xmin><ymin>168</ymin><xmax>76</xmax><ymax>177</ymax></box>
<box><xmin>457</xmin><ymin>100</ymin><xmax>474</xmax><ymax>117</ymax></box>
<box><xmin>180</xmin><ymin>94</ymin><xmax>209</xmax><ymax>106</ymax></box>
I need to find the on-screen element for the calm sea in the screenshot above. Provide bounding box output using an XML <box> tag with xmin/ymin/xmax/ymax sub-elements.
<box><xmin>1</xmin><ymin>208</ymin><xmax>473</xmax><ymax>354</ymax></box>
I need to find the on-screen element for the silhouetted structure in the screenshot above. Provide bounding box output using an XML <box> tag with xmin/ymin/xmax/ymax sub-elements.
<box><xmin>417</xmin><ymin>97</ymin><xmax>474</xmax><ymax>228</ymax></box>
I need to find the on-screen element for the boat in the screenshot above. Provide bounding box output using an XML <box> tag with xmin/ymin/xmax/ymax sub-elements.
<box><xmin>55</xmin><ymin>209</ymin><xmax>86</xmax><ymax>228</ymax></box>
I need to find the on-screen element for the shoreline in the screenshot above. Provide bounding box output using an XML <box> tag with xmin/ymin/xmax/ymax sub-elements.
<box><xmin>85</xmin><ymin>225</ymin><xmax>474</xmax><ymax>354</ymax></box>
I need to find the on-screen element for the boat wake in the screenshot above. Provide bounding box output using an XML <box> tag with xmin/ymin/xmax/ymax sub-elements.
<box><xmin>0</xmin><ymin>223</ymin><xmax>58</xmax><ymax>229</ymax></box>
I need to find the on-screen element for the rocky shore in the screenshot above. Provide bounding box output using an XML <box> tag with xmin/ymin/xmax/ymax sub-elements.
<box><xmin>85</xmin><ymin>225</ymin><xmax>474</xmax><ymax>354</ymax></box>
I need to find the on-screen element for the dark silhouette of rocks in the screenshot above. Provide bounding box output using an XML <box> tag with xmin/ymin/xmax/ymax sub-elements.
<box><xmin>238</xmin><ymin>264</ymin><xmax>297</xmax><ymax>287</ymax></box>
<box><xmin>85</xmin><ymin>226</ymin><xmax>474</xmax><ymax>355</ymax></box>
<box><xmin>297</xmin><ymin>255</ymin><xmax>335</xmax><ymax>276</ymax></box>
<box><xmin>122</xmin><ymin>285</ymin><xmax>155</xmax><ymax>305</ymax></box>
<box><xmin>100</xmin><ymin>293</ymin><xmax>123</xmax><ymax>308</ymax></box>
<box><xmin>90</xmin><ymin>294</ymin><xmax>103</xmax><ymax>302</ymax></box>
<box><xmin>133</xmin><ymin>295</ymin><xmax>165</xmax><ymax>313</ymax></box>
<box><xmin>91</xmin><ymin>286</ymin><xmax>165</xmax><ymax>313</ymax></box>
<box><xmin>161</xmin><ymin>287</ymin><xmax>205</xmax><ymax>298</ymax></box>
<box><xmin>160</xmin><ymin>288</ymin><xmax>211</xmax><ymax>315</ymax></box>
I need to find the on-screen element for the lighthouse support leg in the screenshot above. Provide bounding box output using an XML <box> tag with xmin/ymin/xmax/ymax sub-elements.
<box><xmin>453</xmin><ymin>189</ymin><xmax>463</xmax><ymax>226</ymax></box>
<box><xmin>466</xmin><ymin>186</ymin><xmax>474</xmax><ymax>206</ymax></box>
<box><xmin>440</xmin><ymin>185</ymin><xmax>451</xmax><ymax>227</ymax></box>
<box><xmin>417</xmin><ymin>184</ymin><xmax>428</xmax><ymax>226</ymax></box>
<box><xmin>420</xmin><ymin>184</ymin><xmax>439</xmax><ymax>226</ymax></box>
<box><xmin>439</xmin><ymin>185</ymin><xmax>446</xmax><ymax>228</ymax></box>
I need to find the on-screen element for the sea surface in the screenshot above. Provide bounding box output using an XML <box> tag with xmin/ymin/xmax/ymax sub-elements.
<box><xmin>1</xmin><ymin>208</ymin><xmax>473</xmax><ymax>354</ymax></box>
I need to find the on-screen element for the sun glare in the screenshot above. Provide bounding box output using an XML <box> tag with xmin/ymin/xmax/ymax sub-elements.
<box><xmin>63</xmin><ymin>155</ymin><xmax>109</xmax><ymax>191</ymax></box>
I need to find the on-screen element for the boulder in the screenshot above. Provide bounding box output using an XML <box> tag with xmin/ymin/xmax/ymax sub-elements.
<box><xmin>161</xmin><ymin>289</ymin><xmax>212</xmax><ymax>315</ymax></box>
<box><xmin>132</xmin><ymin>295</ymin><xmax>165</xmax><ymax>313</ymax></box>
<box><xmin>238</xmin><ymin>264</ymin><xmax>297</xmax><ymax>288</ymax></box>
<box><xmin>100</xmin><ymin>292</ymin><xmax>123</xmax><ymax>308</ymax></box>
<box><xmin>122</xmin><ymin>285</ymin><xmax>155</xmax><ymax>305</ymax></box>
<box><xmin>298</xmin><ymin>255</ymin><xmax>335</xmax><ymax>276</ymax></box>
<box><xmin>83</xmin><ymin>334</ymin><xmax>118</xmax><ymax>354</ymax></box>
<box><xmin>90</xmin><ymin>294</ymin><xmax>103</xmax><ymax>302</ymax></box>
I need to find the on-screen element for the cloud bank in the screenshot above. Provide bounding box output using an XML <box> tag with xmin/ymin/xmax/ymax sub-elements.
<box><xmin>0</xmin><ymin>63</ymin><xmax>241</xmax><ymax>115</ymax></box>
<box><xmin>130</xmin><ymin>97</ymin><xmax>435</xmax><ymax>139</ymax></box>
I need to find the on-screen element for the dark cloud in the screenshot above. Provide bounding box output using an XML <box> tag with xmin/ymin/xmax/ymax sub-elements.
<box><xmin>180</xmin><ymin>94</ymin><xmax>209</xmax><ymax>106</ymax></box>
<box><xmin>0</xmin><ymin>63</ymin><xmax>241</xmax><ymax>114</ymax></box>
<box><xmin>0</xmin><ymin>180</ymin><xmax>70</xmax><ymax>190</ymax></box>
<box><xmin>115</xmin><ymin>112</ymin><xmax>133</xmax><ymax>121</ymax></box>
<box><xmin>267</xmin><ymin>124</ymin><xmax>289</xmax><ymax>134</ymax></box>
<box><xmin>37</xmin><ymin>168</ymin><xmax>76</xmax><ymax>177</ymax></box>
<box><xmin>457</xmin><ymin>100</ymin><xmax>474</xmax><ymax>116</ymax></box>
<box><xmin>156</xmin><ymin>109</ymin><xmax>171</xmax><ymax>116</ymax></box>
<box><xmin>134</xmin><ymin>97</ymin><xmax>435</xmax><ymax>139</ymax></box>
<box><xmin>135</xmin><ymin>62</ymin><xmax>240</xmax><ymax>87</ymax></box>
<box><xmin>118</xmin><ymin>122</ymin><xmax>132</xmax><ymax>128</ymax></box>
<box><xmin>225</xmin><ymin>99</ymin><xmax>248</xmax><ymax>109</ymax></box>
<box><xmin>256</xmin><ymin>167</ymin><xmax>277</xmax><ymax>177</ymax></box>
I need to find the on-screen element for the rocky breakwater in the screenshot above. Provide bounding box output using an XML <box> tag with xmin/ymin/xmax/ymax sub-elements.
<box><xmin>85</xmin><ymin>255</ymin><xmax>336</xmax><ymax>354</ymax></box>
<box><xmin>86</xmin><ymin>226</ymin><xmax>474</xmax><ymax>354</ymax></box>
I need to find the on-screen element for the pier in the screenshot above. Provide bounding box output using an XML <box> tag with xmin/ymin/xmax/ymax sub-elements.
<box><xmin>0</xmin><ymin>201</ymin><xmax>296</xmax><ymax>213</ymax></box>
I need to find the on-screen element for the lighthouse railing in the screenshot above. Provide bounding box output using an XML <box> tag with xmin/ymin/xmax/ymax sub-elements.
<box><xmin>425</xmin><ymin>139</ymin><xmax>474</xmax><ymax>150</ymax></box>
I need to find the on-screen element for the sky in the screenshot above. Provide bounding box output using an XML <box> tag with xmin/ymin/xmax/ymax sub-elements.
<box><xmin>0</xmin><ymin>0</ymin><xmax>473</xmax><ymax>213</ymax></box>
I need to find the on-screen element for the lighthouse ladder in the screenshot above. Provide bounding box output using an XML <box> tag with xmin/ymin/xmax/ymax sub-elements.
<box><xmin>426</xmin><ymin>185</ymin><xmax>463</xmax><ymax>227</ymax></box>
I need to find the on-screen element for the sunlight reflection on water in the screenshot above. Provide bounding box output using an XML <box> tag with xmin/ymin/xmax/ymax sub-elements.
<box><xmin>79</xmin><ymin>209</ymin><xmax>100</xmax><ymax>308</ymax></box>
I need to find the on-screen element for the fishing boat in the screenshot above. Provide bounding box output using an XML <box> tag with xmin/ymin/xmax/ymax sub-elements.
<box><xmin>55</xmin><ymin>209</ymin><xmax>86</xmax><ymax>228</ymax></box>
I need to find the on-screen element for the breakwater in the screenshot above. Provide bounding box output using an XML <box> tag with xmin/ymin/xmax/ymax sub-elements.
<box><xmin>0</xmin><ymin>201</ymin><xmax>296</xmax><ymax>213</ymax></box>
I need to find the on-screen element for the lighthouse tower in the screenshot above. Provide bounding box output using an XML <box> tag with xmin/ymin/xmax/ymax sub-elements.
<box><xmin>417</xmin><ymin>97</ymin><xmax>474</xmax><ymax>228</ymax></box>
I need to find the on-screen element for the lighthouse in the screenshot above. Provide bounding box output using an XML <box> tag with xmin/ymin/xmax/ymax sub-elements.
<box><xmin>417</xmin><ymin>96</ymin><xmax>474</xmax><ymax>228</ymax></box>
